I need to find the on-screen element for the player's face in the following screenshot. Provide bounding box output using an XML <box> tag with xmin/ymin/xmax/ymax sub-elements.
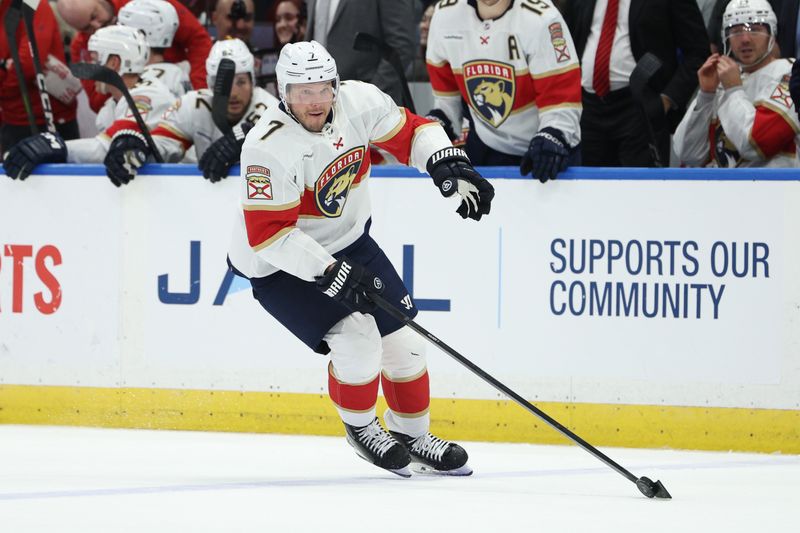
<box><xmin>286</xmin><ymin>82</ymin><xmax>335</xmax><ymax>133</ymax></box>
<box><xmin>727</xmin><ymin>23</ymin><xmax>771</xmax><ymax>65</ymax></box>
<box><xmin>228</xmin><ymin>73</ymin><xmax>254</xmax><ymax>122</ymax></box>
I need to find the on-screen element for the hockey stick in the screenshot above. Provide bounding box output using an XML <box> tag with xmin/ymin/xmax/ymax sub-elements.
<box><xmin>4</xmin><ymin>0</ymin><xmax>38</xmax><ymax>133</ymax></box>
<box><xmin>69</xmin><ymin>63</ymin><xmax>164</xmax><ymax>163</ymax></box>
<box><xmin>20</xmin><ymin>0</ymin><xmax>56</xmax><ymax>133</ymax></box>
<box><xmin>370</xmin><ymin>292</ymin><xmax>672</xmax><ymax>499</ymax></box>
<box><xmin>353</xmin><ymin>32</ymin><xmax>416</xmax><ymax>114</ymax></box>
<box><xmin>629</xmin><ymin>53</ymin><xmax>665</xmax><ymax>167</ymax></box>
<box><xmin>212</xmin><ymin>58</ymin><xmax>236</xmax><ymax>136</ymax></box>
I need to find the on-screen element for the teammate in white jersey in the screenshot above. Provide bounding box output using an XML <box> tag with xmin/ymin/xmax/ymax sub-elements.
<box><xmin>426</xmin><ymin>0</ymin><xmax>582</xmax><ymax>181</ymax></box>
<box><xmin>674</xmin><ymin>0</ymin><xmax>799</xmax><ymax>168</ymax></box>
<box><xmin>228</xmin><ymin>41</ymin><xmax>493</xmax><ymax>477</ymax></box>
<box><xmin>4</xmin><ymin>25</ymin><xmax>174</xmax><ymax>185</ymax></box>
<box><xmin>93</xmin><ymin>0</ymin><xmax>188</xmax><ymax>132</ymax></box>
<box><xmin>119</xmin><ymin>0</ymin><xmax>191</xmax><ymax>97</ymax></box>
<box><xmin>141</xmin><ymin>39</ymin><xmax>278</xmax><ymax>182</ymax></box>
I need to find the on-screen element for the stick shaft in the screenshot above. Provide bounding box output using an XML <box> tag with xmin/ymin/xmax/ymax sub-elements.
<box><xmin>21</xmin><ymin>0</ymin><xmax>55</xmax><ymax>133</ymax></box>
<box><xmin>370</xmin><ymin>292</ymin><xmax>639</xmax><ymax>485</ymax></box>
<box><xmin>4</xmin><ymin>0</ymin><xmax>38</xmax><ymax>132</ymax></box>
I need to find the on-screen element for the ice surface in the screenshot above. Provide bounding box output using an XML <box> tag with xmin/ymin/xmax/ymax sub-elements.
<box><xmin>0</xmin><ymin>425</ymin><xmax>797</xmax><ymax>532</ymax></box>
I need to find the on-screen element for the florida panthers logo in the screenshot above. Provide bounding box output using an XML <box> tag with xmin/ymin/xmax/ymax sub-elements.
<box><xmin>463</xmin><ymin>60</ymin><xmax>515</xmax><ymax>128</ymax></box>
<box><xmin>315</xmin><ymin>146</ymin><xmax>365</xmax><ymax>217</ymax></box>
<box><xmin>712</xmin><ymin>121</ymin><xmax>742</xmax><ymax>168</ymax></box>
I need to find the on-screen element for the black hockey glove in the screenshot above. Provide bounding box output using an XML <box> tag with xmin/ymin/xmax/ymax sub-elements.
<box><xmin>426</xmin><ymin>147</ymin><xmax>494</xmax><ymax>221</ymax></box>
<box><xmin>425</xmin><ymin>108</ymin><xmax>457</xmax><ymax>141</ymax></box>
<box><xmin>315</xmin><ymin>256</ymin><xmax>385</xmax><ymax>314</ymax></box>
<box><xmin>198</xmin><ymin>121</ymin><xmax>253</xmax><ymax>182</ymax></box>
<box><xmin>3</xmin><ymin>132</ymin><xmax>67</xmax><ymax>180</ymax></box>
<box><xmin>520</xmin><ymin>127</ymin><xmax>570</xmax><ymax>183</ymax></box>
<box><xmin>104</xmin><ymin>131</ymin><xmax>150</xmax><ymax>187</ymax></box>
<box><xmin>790</xmin><ymin>60</ymin><xmax>800</xmax><ymax>121</ymax></box>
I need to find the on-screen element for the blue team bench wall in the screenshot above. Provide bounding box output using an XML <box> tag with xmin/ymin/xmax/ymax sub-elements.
<box><xmin>19</xmin><ymin>164</ymin><xmax>800</xmax><ymax>181</ymax></box>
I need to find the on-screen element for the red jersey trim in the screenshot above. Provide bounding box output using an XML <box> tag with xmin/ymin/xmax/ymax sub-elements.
<box><xmin>372</xmin><ymin>109</ymin><xmax>435</xmax><ymax>165</ymax></box>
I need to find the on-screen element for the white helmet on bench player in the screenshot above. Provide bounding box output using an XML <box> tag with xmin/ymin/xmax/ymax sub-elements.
<box><xmin>722</xmin><ymin>0</ymin><xmax>777</xmax><ymax>67</ymax></box>
<box><xmin>118</xmin><ymin>0</ymin><xmax>179</xmax><ymax>49</ymax></box>
<box><xmin>275</xmin><ymin>40</ymin><xmax>339</xmax><ymax>108</ymax></box>
<box><xmin>88</xmin><ymin>24</ymin><xmax>150</xmax><ymax>75</ymax></box>
<box><xmin>206</xmin><ymin>38</ymin><xmax>255</xmax><ymax>87</ymax></box>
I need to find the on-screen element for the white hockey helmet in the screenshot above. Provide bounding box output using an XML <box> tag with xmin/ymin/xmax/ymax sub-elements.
<box><xmin>275</xmin><ymin>40</ymin><xmax>339</xmax><ymax>106</ymax></box>
<box><xmin>206</xmin><ymin>38</ymin><xmax>255</xmax><ymax>87</ymax></box>
<box><xmin>118</xmin><ymin>0</ymin><xmax>179</xmax><ymax>49</ymax></box>
<box><xmin>722</xmin><ymin>0</ymin><xmax>777</xmax><ymax>65</ymax></box>
<box><xmin>88</xmin><ymin>24</ymin><xmax>150</xmax><ymax>75</ymax></box>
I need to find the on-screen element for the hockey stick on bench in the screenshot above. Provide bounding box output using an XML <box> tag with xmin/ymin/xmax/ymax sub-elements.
<box><xmin>370</xmin><ymin>292</ymin><xmax>672</xmax><ymax>499</ymax></box>
<box><xmin>20</xmin><ymin>0</ymin><xmax>56</xmax><ymax>134</ymax></box>
<box><xmin>69</xmin><ymin>62</ymin><xmax>164</xmax><ymax>163</ymax></box>
<box><xmin>211</xmin><ymin>58</ymin><xmax>236</xmax><ymax>136</ymax></box>
<box><xmin>4</xmin><ymin>0</ymin><xmax>38</xmax><ymax>133</ymax></box>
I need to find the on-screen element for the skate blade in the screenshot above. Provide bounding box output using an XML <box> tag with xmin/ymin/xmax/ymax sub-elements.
<box><xmin>347</xmin><ymin>436</ymin><xmax>412</xmax><ymax>478</ymax></box>
<box><xmin>410</xmin><ymin>462</ymin><xmax>473</xmax><ymax>476</ymax></box>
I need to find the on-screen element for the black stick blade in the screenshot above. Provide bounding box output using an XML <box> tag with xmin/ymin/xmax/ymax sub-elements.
<box><xmin>636</xmin><ymin>476</ymin><xmax>672</xmax><ymax>499</ymax></box>
<box><xmin>212</xmin><ymin>58</ymin><xmax>235</xmax><ymax>134</ymax></box>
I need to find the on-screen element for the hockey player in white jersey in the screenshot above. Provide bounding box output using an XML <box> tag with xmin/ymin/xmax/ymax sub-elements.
<box><xmin>119</xmin><ymin>0</ymin><xmax>191</xmax><ymax>97</ymax></box>
<box><xmin>93</xmin><ymin>0</ymin><xmax>187</xmax><ymax>133</ymax></box>
<box><xmin>674</xmin><ymin>0</ymin><xmax>799</xmax><ymax>167</ymax></box>
<box><xmin>139</xmin><ymin>39</ymin><xmax>278</xmax><ymax>182</ymax></box>
<box><xmin>228</xmin><ymin>41</ymin><xmax>494</xmax><ymax>477</ymax></box>
<box><xmin>426</xmin><ymin>0</ymin><xmax>582</xmax><ymax>181</ymax></box>
<box><xmin>4</xmin><ymin>25</ymin><xmax>175</xmax><ymax>185</ymax></box>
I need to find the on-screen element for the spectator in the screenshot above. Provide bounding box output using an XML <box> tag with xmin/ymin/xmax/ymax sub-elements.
<box><xmin>306</xmin><ymin>0</ymin><xmax>415</xmax><ymax>106</ymax></box>
<box><xmin>561</xmin><ymin>0</ymin><xmax>709</xmax><ymax>167</ymax></box>
<box><xmin>56</xmin><ymin>0</ymin><xmax>211</xmax><ymax>112</ymax></box>
<box><xmin>674</xmin><ymin>0</ymin><xmax>798</xmax><ymax>167</ymax></box>
<box><xmin>212</xmin><ymin>0</ymin><xmax>255</xmax><ymax>45</ymax></box>
<box><xmin>0</xmin><ymin>0</ymin><xmax>79</xmax><ymax>152</ymax></box>
<box><xmin>426</xmin><ymin>0</ymin><xmax>582</xmax><ymax>180</ymax></box>
<box><xmin>407</xmin><ymin>0</ymin><xmax>434</xmax><ymax>82</ymax></box>
<box><xmin>270</xmin><ymin>0</ymin><xmax>306</xmax><ymax>50</ymax></box>
<box><xmin>774</xmin><ymin>0</ymin><xmax>800</xmax><ymax>58</ymax></box>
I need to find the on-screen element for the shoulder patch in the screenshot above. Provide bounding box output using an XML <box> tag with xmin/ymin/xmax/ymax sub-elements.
<box><xmin>769</xmin><ymin>74</ymin><xmax>793</xmax><ymax>109</ymax></box>
<box><xmin>548</xmin><ymin>22</ymin><xmax>571</xmax><ymax>63</ymax></box>
<box><xmin>246</xmin><ymin>165</ymin><xmax>273</xmax><ymax>200</ymax></box>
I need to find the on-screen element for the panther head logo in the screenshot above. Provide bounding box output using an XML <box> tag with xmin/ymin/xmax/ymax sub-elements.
<box><xmin>463</xmin><ymin>60</ymin><xmax>516</xmax><ymax>128</ymax></box>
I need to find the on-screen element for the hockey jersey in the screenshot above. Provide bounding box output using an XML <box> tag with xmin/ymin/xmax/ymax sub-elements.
<box><xmin>95</xmin><ymin>63</ymin><xmax>189</xmax><ymax>132</ymax></box>
<box><xmin>151</xmin><ymin>86</ymin><xmax>278</xmax><ymax>162</ymax></box>
<box><xmin>228</xmin><ymin>80</ymin><xmax>451</xmax><ymax>281</ymax></box>
<box><xmin>674</xmin><ymin>58</ymin><xmax>799</xmax><ymax>168</ymax></box>
<box><xmin>66</xmin><ymin>76</ymin><xmax>174</xmax><ymax>163</ymax></box>
<box><xmin>426</xmin><ymin>0</ymin><xmax>582</xmax><ymax>154</ymax></box>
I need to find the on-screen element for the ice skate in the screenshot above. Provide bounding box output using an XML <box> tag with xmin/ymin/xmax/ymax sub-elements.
<box><xmin>390</xmin><ymin>431</ymin><xmax>472</xmax><ymax>476</ymax></box>
<box><xmin>345</xmin><ymin>418</ymin><xmax>412</xmax><ymax>478</ymax></box>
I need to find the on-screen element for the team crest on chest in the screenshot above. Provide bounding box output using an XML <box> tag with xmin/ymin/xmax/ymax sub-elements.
<box><xmin>463</xmin><ymin>60</ymin><xmax>516</xmax><ymax>128</ymax></box>
<box><xmin>315</xmin><ymin>146</ymin><xmax>365</xmax><ymax>217</ymax></box>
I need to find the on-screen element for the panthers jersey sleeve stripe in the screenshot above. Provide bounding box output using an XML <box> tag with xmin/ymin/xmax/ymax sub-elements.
<box><xmin>531</xmin><ymin>66</ymin><xmax>582</xmax><ymax>111</ymax></box>
<box><xmin>427</xmin><ymin>61</ymin><xmax>461</xmax><ymax>95</ymax></box>
<box><xmin>749</xmin><ymin>104</ymin><xmax>798</xmax><ymax>159</ymax></box>
<box><xmin>244</xmin><ymin>200</ymin><xmax>301</xmax><ymax>250</ymax></box>
<box><xmin>372</xmin><ymin>109</ymin><xmax>438</xmax><ymax>165</ymax></box>
<box><xmin>151</xmin><ymin>123</ymin><xmax>193</xmax><ymax>150</ymax></box>
<box><xmin>104</xmin><ymin>119</ymin><xmax>142</xmax><ymax>139</ymax></box>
